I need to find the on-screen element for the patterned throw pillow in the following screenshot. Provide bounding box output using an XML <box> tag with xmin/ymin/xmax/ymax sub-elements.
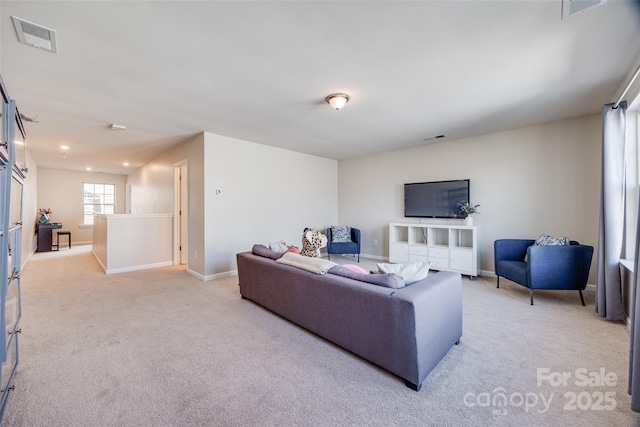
<box><xmin>331</xmin><ymin>226</ymin><xmax>352</xmax><ymax>243</ymax></box>
<box><xmin>534</xmin><ymin>234</ymin><xmax>569</xmax><ymax>246</ymax></box>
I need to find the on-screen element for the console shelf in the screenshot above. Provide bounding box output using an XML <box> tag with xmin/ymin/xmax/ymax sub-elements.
<box><xmin>389</xmin><ymin>222</ymin><xmax>478</xmax><ymax>278</ymax></box>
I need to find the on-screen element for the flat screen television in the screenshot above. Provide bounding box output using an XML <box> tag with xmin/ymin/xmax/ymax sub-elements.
<box><xmin>404</xmin><ymin>179</ymin><xmax>470</xmax><ymax>218</ymax></box>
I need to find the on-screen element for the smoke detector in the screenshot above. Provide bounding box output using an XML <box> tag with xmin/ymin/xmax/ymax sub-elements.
<box><xmin>12</xmin><ymin>16</ymin><xmax>57</xmax><ymax>53</ymax></box>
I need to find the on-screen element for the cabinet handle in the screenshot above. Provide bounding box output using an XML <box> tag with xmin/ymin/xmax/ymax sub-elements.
<box><xmin>15</xmin><ymin>221</ymin><xmax>22</xmax><ymax>226</ymax></box>
<box><xmin>0</xmin><ymin>385</ymin><xmax>15</xmax><ymax>393</ymax></box>
<box><xmin>9</xmin><ymin>329</ymin><xmax>21</xmax><ymax>335</ymax></box>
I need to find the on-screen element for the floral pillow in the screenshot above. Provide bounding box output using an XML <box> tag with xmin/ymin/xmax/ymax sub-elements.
<box><xmin>534</xmin><ymin>234</ymin><xmax>569</xmax><ymax>246</ymax></box>
<box><xmin>331</xmin><ymin>226</ymin><xmax>352</xmax><ymax>243</ymax></box>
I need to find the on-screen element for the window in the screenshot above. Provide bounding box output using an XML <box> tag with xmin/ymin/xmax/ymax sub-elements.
<box><xmin>83</xmin><ymin>182</ymin><xmax>115</xmax><ymax>225</ymax></box>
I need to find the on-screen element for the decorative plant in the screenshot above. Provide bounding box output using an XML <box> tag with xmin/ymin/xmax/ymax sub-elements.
<box><xmin>39</xmin><ymin>208</ymin><xmax>52</xmax><ymax>224</ymax></box>
<box><xmin>458</xmin><ymin>202</ymin><xmax>480</xmax><ymax>216</ymax></box>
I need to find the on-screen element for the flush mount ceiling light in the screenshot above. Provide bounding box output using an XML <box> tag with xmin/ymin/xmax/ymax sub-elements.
<box><xmin>110</xmin><ymin>124</ymin><xmax>127</xmax><ymax>130</ymax></box>
<box><xmin>325</xmin><ymin>93</ymin><xmax>350</xmax><ymax>111</ymax></box>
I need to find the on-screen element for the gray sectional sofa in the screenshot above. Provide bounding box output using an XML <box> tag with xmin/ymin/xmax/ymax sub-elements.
<box><xmin>236</xmin><ymin>249</ymin><xmax>463</xmax><ymax>391</ymax></box>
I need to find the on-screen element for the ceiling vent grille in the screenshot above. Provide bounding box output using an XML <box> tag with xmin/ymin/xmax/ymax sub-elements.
<box><xmin>11</xmin><ymin>16</ymin><xmax>57</xmax><ymax>53</ymax></box>
<box><xmin>562</xmin><ymin>0</ymin><xmax>607</xmax><ymax>19</ymax></box>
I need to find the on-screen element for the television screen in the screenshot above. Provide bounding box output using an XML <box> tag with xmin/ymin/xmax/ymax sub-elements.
<box><xmin>404</xmin><ymin>180</ymin><xmax>470</xmax><ymax>218</ymax></box>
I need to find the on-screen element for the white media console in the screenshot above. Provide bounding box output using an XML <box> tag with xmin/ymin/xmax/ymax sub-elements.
<box><xmin>388</xmin><ymin>222</ymin><xmax>479</xmax><ymax>278</ymax></box>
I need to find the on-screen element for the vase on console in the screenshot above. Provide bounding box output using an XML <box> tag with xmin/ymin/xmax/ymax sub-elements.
<box><xmin>465</xmin><ymin>216</ymin><xmax>473</xmax><ymax>226</ymax></box>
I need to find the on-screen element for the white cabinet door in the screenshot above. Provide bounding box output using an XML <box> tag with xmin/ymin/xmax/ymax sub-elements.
<box><xmin>450</xmin><ymin>249</ymin><xmax>474</xmax><ymax>273</ymax></box>
<box><xmin>389</xmin><ymin>243</ymin><xmax>409</xmax><ymax>263</ymax></box>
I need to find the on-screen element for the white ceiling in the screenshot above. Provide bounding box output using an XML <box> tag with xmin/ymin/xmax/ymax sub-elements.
<box><xmin>1</xmin><ymin>1</ymin><xmax>640</xmax><ymax>175</ymax></box>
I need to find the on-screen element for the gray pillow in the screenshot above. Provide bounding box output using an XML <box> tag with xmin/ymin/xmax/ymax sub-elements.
<box><xmin>328</xmin><ymin>266</ymin><xmax>405</xmax><ymax>289</ymax></box>
<box><xmin>331</xmin><ymin>226</ymin><xmax>352</xmax><ymax>243</ymax></box>
<box><xmin>376</xmin><ymin>262</ymin><xmax>430</xmax><ymax>285</ymax></box>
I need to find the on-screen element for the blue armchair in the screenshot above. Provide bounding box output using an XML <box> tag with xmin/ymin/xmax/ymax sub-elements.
<box><xmin>327</xmin><ymin>227</ymin><xmax>361</xmax><ymax>262</ymax></box>
<box><xmin>494</xmin><ymin>239</ymin><xmax>594</xmax><ymax>305</ymax></box>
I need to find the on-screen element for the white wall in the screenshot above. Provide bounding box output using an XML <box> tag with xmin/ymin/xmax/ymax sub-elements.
<box><xmin>128</xmin><ymin>132</ymin><xmax>338</xmax><ymax>280</ymax></box>
<box><xmin>338</xmin><ymin>114</ymin><xmax>601</xmax><ymax>282</ymax></box>
<box><xmin>202</xmin><ymin>133</ymin><xmax>338</xmax><ymax>278</ymax></box>
<box><xmin>37</xmin><ymin>168</ymin><xmax>127</xmax><ymax>243</ymax></box>
<box><xmin>21</xmin><ymin>149</ymin><xmax>38</xmax><ymax>264</ymax></box>
<box><xmin>127</xmin><ymin>133</ymin><xmax>205</xmax><ymax>277</ymax></box>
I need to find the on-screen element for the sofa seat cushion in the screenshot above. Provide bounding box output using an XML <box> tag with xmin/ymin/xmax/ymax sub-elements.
<box><xmin>328</xmin><ymin>266</ymin><xmax>405</xmax><ymax>289</ymax></box>
<box><xmin>497</xmin><ymin>260</ymin><xmax>528</xmax><ymax>287</ymax></box>
<box><xmin>329</xmin><ymin>241</ymin><xmax>358</xmax><ymax>252</ymax></box>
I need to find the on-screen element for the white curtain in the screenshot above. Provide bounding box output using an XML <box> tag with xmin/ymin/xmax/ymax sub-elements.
<box><xmin>596</xmin><ymin>101</ymin><xmax>626</xmax><ymax>321</ymax></box>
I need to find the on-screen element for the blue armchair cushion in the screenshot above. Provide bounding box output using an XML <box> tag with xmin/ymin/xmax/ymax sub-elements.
<box><xmin>331</xmin><ymin>226</ymin><xmax>352</xmax><ymax>242</ymax></box>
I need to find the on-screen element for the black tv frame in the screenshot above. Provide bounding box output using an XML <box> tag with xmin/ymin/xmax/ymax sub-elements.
<box><xmin>404</xmin><ymin>179</ymin><xmax>470</xmax><ymax>219</ymax></box>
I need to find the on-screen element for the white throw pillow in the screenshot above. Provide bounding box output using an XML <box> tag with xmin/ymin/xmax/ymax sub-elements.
<box><xmin>269</xmin><ymin>240</ymin><xmax>289</xmax><ymax>252</ymax></box>
<box><xmin>376</xmin><ymin>262</ymin><xmax>431</xmax><ymax>285</ymax></box>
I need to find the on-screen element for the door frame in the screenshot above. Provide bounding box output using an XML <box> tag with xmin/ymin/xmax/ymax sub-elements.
<box><xmin>173</xmin><ymin>160</ymin><xmax>188</xmax><ymax>266</ymax></box>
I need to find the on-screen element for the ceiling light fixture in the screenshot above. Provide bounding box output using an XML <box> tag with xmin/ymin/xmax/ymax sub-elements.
<box><xmin>110</xmin><ymin>124</ymin><xmax>127</xmax><ymax>130</ymax></box>
<box><xmin>325</xmin><ymin>93</ymin><xmax>350</xmax><ymax>111</ymax></box>
<box><xmin>123</xmin><ymin>162</ymin><xmax>129</xmax><ymax>167</ymax></box>
<box><xmin>60</xmin><ymin>145</ymin><xmax>70</xmax><ymax>150</ymax></box>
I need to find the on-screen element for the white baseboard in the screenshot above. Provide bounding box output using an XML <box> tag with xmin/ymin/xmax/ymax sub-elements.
<box><xmin>91</xmin><ymin>249</ymin><xmax>173</xmax><ymax>274</ymax></box>
<box><xmin>359</xmin><ymin>253</ymin><xmax>389</xmax><ymax>262</ymax></box>
<box><xmin>105</xmin><ymin>261</ymin><xmax>173</xmax><ymax>275</ymax></box>
<box><xmin>92</xmin><ymin>250</ymin><xmax>107</xmax><ymax>273</ymax></box>
<box><xmin>188</xmin><ymin>268</ymin><xmax>238</xmax><ymax>281</ymax></box>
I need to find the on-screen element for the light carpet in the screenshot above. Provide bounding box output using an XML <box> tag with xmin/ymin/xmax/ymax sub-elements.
<box><xmin>3</xmin><ymin>247</ymin><xmax>640</xmax><ymax>426</ymax></box>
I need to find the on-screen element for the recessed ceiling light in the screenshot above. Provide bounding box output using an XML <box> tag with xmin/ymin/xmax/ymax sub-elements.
<box><xmin>86</xmin><ymin>167</ymin><xmax>92</xmax><ymax>171</ymax></box>
<box><xmin>110</xmin><ymin>124</ymin><xmax>127</xmax><ymax>130</ymax></box>
<box><xmin>123</xmin><ymin>162</ymin><xmax>129</xmax><ymax>167</ymax></box>
<box><xmin>60</xmin><ymin>145</ymin><xmax>70</xmax><ymax>150</ymax></box>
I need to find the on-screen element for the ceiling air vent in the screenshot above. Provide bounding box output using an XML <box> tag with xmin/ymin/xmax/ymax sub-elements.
<box><xmin>11</xmin><ymin>16</ymin><xmax>57</xmax><ymax>53</ymax></box>
<box><xmin>562</xmin><ymin>0</ymin><xmax>607</xmax><ymax>19</ymax></box>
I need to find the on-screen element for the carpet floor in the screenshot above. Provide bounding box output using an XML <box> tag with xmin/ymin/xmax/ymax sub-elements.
<box><xmin>3</xmin><ymin>246</ymin><xmax>640</xmax><ymax>426</ymax></box>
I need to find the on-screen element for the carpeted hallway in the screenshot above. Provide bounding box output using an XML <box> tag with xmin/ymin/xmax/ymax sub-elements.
<box><xmin>3</xmin><ymin>245</ymin><xmax>639</xmax><ymax>426</ymax></box>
